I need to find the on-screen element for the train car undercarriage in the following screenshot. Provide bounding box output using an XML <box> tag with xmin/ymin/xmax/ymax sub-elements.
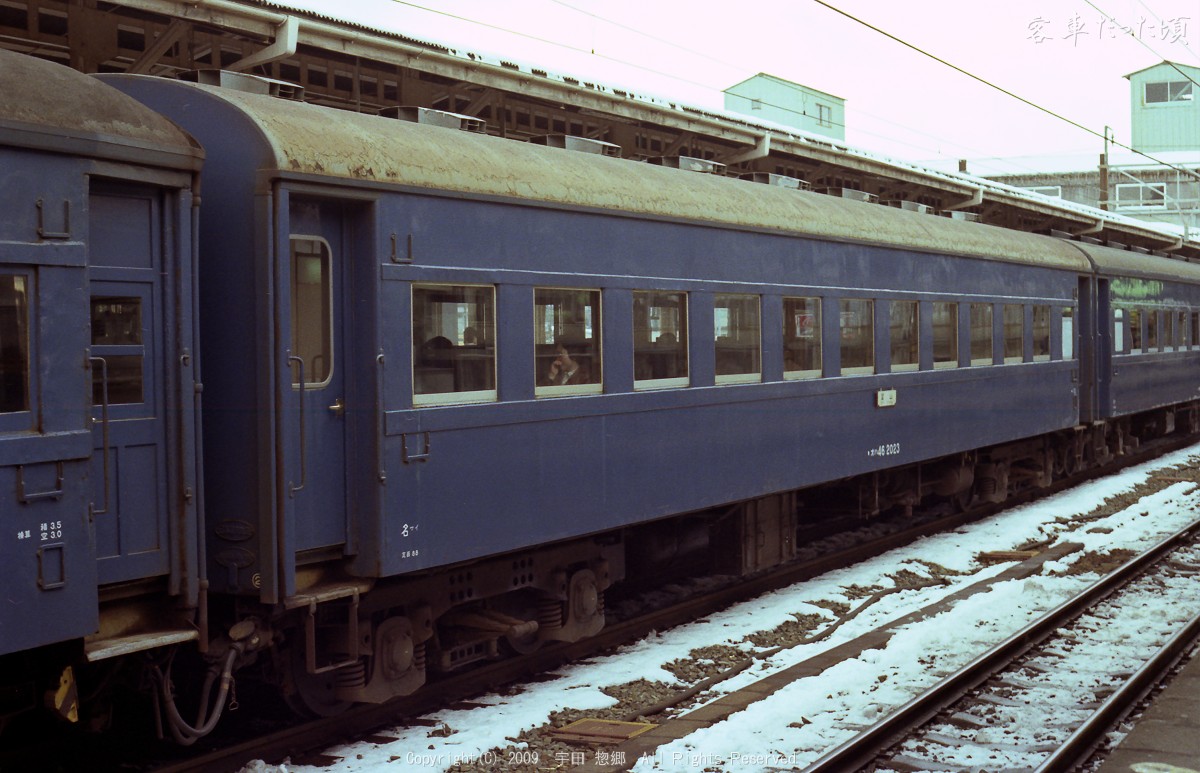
<box><xmin>4</xmin><ymin>401</ymin><xmax>1198</xmax><ymax>739</ymax></box>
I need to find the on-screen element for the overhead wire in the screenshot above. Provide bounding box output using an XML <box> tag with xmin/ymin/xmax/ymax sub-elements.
<box><xmin>1131</xmin><ymin>0</ymin><xmax>1200</xmax><ymax>64</ymax></box>
<box><xmin>1084</xmin><ymin>0</ymin><xmax>1200</xmax><ymax>87</ymax></box>
<box><xmin>812</xmin><ymin>0</ymin><xmax>1200</xmax><ymax>183</ymax></box>
<box><xmin>381</xmin><ymin>0</ymin><xmax>1054</xmax><ymax>173</ymax></box>
<box><xmin>544</xmin><ymin>0</ymin><xmax>1043</xmax><ymax>169</ymax></box>
<box><xmin>382</xmin><ymin>0</ymin><xmax>1192</xmax><ymax>180</ymax></box>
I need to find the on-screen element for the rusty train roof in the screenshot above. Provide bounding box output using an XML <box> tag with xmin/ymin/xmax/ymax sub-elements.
<box><xmin>1075</xmin><ymin>240</ymin><xmax>1200</xmax><ymax>283</ymax></box>
<box><xmin>0</xmin><ymin>50</ymin><xmax>201</xmax><ymax>169</ymax></box>
<box><xmin>107</xmin><ymin>74</ymin><xmax>1199</xmax><ymax>277</ymax></box>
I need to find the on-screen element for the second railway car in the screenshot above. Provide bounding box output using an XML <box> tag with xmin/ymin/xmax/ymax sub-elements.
<box><xmin>5</xmin><ymin>50</ymin><xmax>1200</xmax><ymax>739</ymax></box>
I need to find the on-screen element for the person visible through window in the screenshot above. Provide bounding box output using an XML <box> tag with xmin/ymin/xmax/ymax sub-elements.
<box><xmin>534</xmin><ymin>287</ymin><xmax>602</xmax><ymax>397</ymax></box>
<box><xmin>546</xmin><ymin>342</ymin><xmax>587</xmax><ymax>385</ymax></box>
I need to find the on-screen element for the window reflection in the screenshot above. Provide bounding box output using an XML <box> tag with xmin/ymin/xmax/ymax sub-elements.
<box><xmin>1003</xmin><ymin>304</ymin><xmax>1023</xmax><ymax>363</ymax></box>
<box><xmin>91</xmin><ymin>296</ymin><xmax>144</xmax><ymax>404</ymax></box>
<box><xmin>536</xmin><ymin>288</ymin><xmax>602</xmax><ymax>395</ymax></box>
<box><xmin>933</xmin><ymin>302</ymin><xmax>958</xmax><ymax>368</ymax></box>
<box><xmin>840</xmin><ymin>298</ymin><xmax>873</xmax><ymax>375</ymax></box>
<box><xmin>0</xmin><ymin>275</ymin><xmax>29</xmax><ymax>414</ymax></box>
<box><xmin>714</xmin><ymin>294</ymin><xmax>761</xmax><ymax>383</ymax></box>
<box><xmin>783</xmin><ymin>296</ymin><xmax>821</xmax><ymax>378</ymax></box>
<box><xmin>889</xmin><ymin>300</ymin><xmax>918</xmax><ymax>372</ymax></box>
<box><xmin>290</xmin><ymin>237</ymin><xmax>332</xmax><ymax>387</ymax></box>
<box><xmin>634</xmin><ymin>291</ymin><xmax>688</xmax><ymax>388</ymax></box>
<box><xmin>413</xmin><ymin>284</ymin><xmax>496</xmax><ymax>404</ymax></box>
<box><xmin>970</xmin><ymin>303</ymin><xmax>993</xmax><ymax>365</ymax></box>
<box><xmin>1113</xmin><ymin>308</ymin><xmax>1127</xmax><ymax>355</ymax></box>
<box><xmin>1033</xmin><ymin>306</ymin><xmax>1051</xmax><ymax>361</ymax></box>
<box><xmin>1063</xmin><ymin>308</ymin><xmax>1076</xmax><ymax>359</ymax></box>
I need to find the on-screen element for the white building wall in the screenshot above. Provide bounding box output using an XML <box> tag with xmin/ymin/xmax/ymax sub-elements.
<box><xmin>724</xmin><ymin>74</ymin><xmax>845</xmax><ymax>141</ymax></box>
<box><xmin>1129</xmin><ymin>62</ymin><xmax>1200</xmax><ymax>152</ymax></box>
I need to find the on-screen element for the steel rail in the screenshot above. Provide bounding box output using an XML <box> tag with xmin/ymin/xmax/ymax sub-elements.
<box><xmin>1034</xmin><ymin>607</ymin><xmax>1200</xmax><ymax>772</ymax></box>
<box><xmin>800</xmin><ymin>516</ymin><xmax>1200</xmax><ymax>773</ymax></box>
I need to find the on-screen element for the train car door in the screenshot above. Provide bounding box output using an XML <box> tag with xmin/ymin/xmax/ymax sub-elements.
<box><xmin>1094</xmin><ymin>278</ymin><xmax>1112</xmax><ymax>418</ymax></box>
<box><xmin>88</xmin><ymin>182</ymin><xmax>171</xmax><ymax>584</ymax></box>
<box><xmin>285</xmin><ymin>199</ymin><xmax>347</xmax><ymax>552</ymax></box>
<box><xmin>1076</xmin><ymin>275</ymin><xmax>1097</xmax><ymax>424</ymax></box>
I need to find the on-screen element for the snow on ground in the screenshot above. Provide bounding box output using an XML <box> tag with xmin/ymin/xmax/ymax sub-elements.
<box><xmin>249</xmin><ymin>444</ymin><xmax>1200</xmax><ymax>773</ymax></box>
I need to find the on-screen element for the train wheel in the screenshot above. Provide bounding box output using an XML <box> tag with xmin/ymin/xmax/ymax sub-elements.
<box><xmin>949</xmin><ymin>487</ymin><xmax>974</xmax><ymax>513</ymax></box>
<box><xmin>1055</xmin><ymin>444</ymin><xmax>1079</xmax><ymax>479</ymax></box>
<box><xmin>282</xmin><ymin>641</ymin><xmax>352</xmax><ymax>718</ymax></box>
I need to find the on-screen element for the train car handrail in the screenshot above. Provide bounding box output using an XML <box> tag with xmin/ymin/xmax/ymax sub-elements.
<box><xmin>287</xmin><ymin>354</ymin><xmax>307</xmax><ymax>497</ymax></box>
<box><xmin>88</xmin><ymin>356</ymin><xmax>111</xmax><ymax>517</ymax></box>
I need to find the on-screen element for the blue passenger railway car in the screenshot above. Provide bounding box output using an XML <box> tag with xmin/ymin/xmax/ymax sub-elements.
<box><xmin>0</xmin><ymin>51</ymin><xmax>204</xmax><ymax>727</ymax></box>
<box><xmin>4</xmin><ymin>51</ymin><xmax>1200</xmax><ymax>737</ymax></box>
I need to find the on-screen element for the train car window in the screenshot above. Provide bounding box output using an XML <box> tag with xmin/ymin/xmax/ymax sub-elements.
<box><xmin>1033</xmin><ymin>306</ymin><xmax>1051</xmax><ymax>361</ymax></box>
<box><xmin>1062</xmin><ymin>308</ymin><xmax>1076</xmax><ymax>359</ymax></box>
<box><xmin>0</xmin><ymin>275</ymin><xmax>30</xmax><ymax>415</ymax></box>
<box><xmin>1113</xmin><ymin>308</ymin><xmax>1128</xmax><ymax>355</ymax></box>
<box><xmin>633</xmin><ymin>291</ymin><xmax>688</xmax><ymax>390</ymax></box>
<box><xmin>969</xmin><ymin>303</ymin><xmax>993</xmax><ymax>366</ymax></box>
<box><xmin>889</xmin><ymin>300</ymin><xmax>918</xmax><ymax>372</ymax></box>
<box><xmin>839</xmin><ymin>298</ymin><xmax>874</xmax><ymax>375</ymax></box>
<box><xmin>90</xmin><ymin>297</ymin><xmax>144</xmax><ymax>404</ymax></box>
<box><xmin>1146</xmin><ymin>310</ymin><xmax>1159</xmax><ymax>352</ymax></box>
<box><xmin>1163</xmin><ymin>310</ymin><xmax>1176</xmax><ymax>351</ymax></box>
<box><xmin>290</xmin><ymin>237</ymin><xmax>333</xmax><ymax>387</ymax></box>
<box><xmin>412</xmin><ymin>284</ymin><xmax>497</xmax><ymax>406</ymax></box>
<box><xmin>715</xmin><ymin>294</ymin><xmax>761</xmax><ymax>384</ymax></box>
<box><xmin>1129</xmin><ymin>309</ymin><xmax>1142</xmax><ymax>353</ymax></box>
<box><xmin>1003</xmin><ymin>304</ymin><xmax>1024</xmax><ymax>363</ymax></box>
<box><xmin>1178</xmin><ymin>311</ymin><xmax>1189</xmax><ymax>349</ymax></box>
<box><xmin>535</xmin><ymin>288</ymin><xmax>602</xmax><ymax>397</ymax></box>
<box><xmin>933</xmin><ymin>302</ymin><xmax>958</xmax><ymax>369</ymax></box>
<box><xmin>1192</xmin><ymin>311</ymin><xmax>1199</xmax><ymax>350</ymax></box>
<box><xmin>783</xmin><ymin>296</ymin><xmax>821</xmax><ymax>379</ymax></box>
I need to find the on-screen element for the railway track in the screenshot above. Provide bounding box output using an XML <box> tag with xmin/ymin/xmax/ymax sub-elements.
<box><xmin>802</xmin><ymin>519</ymin><xmax>1200</xmax><ymax>772</ymax></box>
<box><xmin>40</xmin><ymin>436</ymin><xmax>1198</xmax><ymax>773</ymax></box>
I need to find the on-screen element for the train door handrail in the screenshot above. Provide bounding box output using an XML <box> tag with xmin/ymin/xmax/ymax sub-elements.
<box><xmin>287</xmin><ymin>354</ymin><xmax>307</xmax><ymax>497</ymax></box>
<box><xmin>88</xmin><ymin>356</ymin><xmax>111</xmax><ymax>517</ymax></box>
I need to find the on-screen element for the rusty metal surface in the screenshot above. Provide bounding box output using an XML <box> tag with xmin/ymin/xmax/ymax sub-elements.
<box><xmin>1074</xmin><ymin>240</ymin><xmax>1200</xmax><ymax>281</ymax></box>
<box><xmin>0</xmin><ymin>49</ymin><xmax>200</xmax><ymax>162</ymax></box>
<box><xmin>169</xmin><ymin>80</ymin><xmax>1091</xmax><ymax>272</ymax></box>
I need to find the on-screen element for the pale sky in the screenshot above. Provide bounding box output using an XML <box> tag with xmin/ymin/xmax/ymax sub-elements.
<box><xmin>289</xmin><ymin>0</ymin><xmax>1200</xmax><ymax>172</ymax></box>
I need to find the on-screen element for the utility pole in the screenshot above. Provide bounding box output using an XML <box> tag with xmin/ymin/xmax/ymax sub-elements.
<box><xmin>1099</xmin><ymin>126</ymin><xmax>1113</xmax><ymax>211</ymax></box>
